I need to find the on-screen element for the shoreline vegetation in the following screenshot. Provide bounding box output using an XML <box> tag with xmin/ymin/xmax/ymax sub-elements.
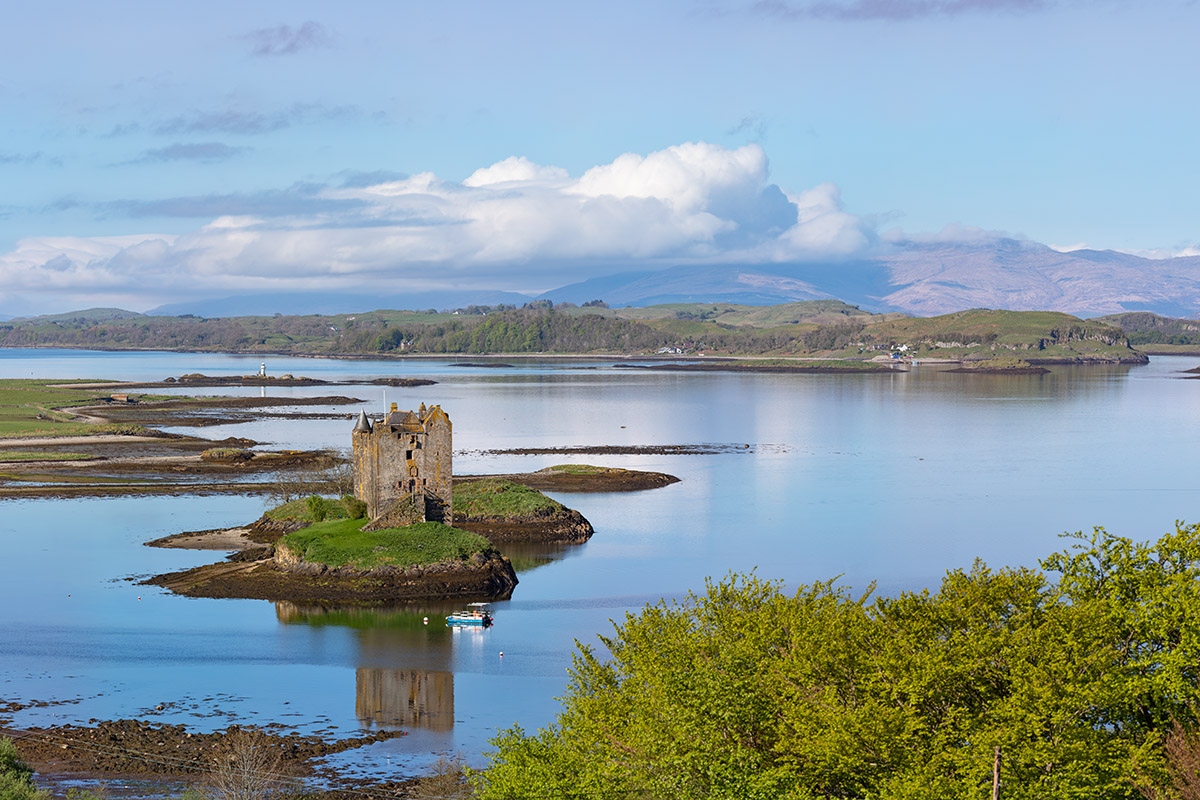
<box><xmin>13</xmin><ymin>525</ymin><xmax>1200</xmax><ymax>799</ymax></box>
<box><xmin>0</xmin><ymin>301</ymin><xmax>1153</xmax><ymax>364</ymax></box>
<box><xmin>474</xmin><ymin>525</ymin><xmax>1200</xmax><ymax>800</ymax></box>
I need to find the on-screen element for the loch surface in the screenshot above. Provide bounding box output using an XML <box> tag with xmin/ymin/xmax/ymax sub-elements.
<box><xmin>2</xmin><ymin>349</ymin><xmax>1199</xmax><ymax>777</ymax></box>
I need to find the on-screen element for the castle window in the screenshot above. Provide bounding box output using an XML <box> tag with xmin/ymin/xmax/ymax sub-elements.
<box><xmin>405</xmin><ymin>450</ymin><xmax>413</xmax><ymax>459</ymax></box>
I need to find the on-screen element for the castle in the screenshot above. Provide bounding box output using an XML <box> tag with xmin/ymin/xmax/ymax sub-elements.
<box><xmin>351</xmin><ymin>402</ymin><xmax>452</xmax><ymax>529</ymax></box>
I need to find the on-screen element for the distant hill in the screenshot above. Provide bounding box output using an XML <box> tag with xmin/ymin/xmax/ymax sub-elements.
<box><xmin>595</xmin><ymin>299</ymin><xmax>898</xmax><ymax>328</ymax></box>
<box><xmin>539</xmin><ymin>261</ymin><xmax>891</xmax><ymax>309</ymax></box>
<box><xmin>8</xmin><ymin>307</ymin><xmax>144</xmax><ymax>324</ymax></box>
<box><xmin>148</xmin><ymin>290</ymin><xmax>533</xmax><ymax>318</ymax></box>
<box><xmin>541</xmin><ymin>241</ymin><xmax>1200</xmax><ymax>318</ymax></box>
<box><xmin>1094</xmin><ymin>311</ymin><xmax>1200</xmax><ymax>350</ymax></box>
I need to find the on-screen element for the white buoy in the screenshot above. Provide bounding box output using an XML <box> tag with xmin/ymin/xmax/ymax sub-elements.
<box><xmin>423</xmin><ymin>617</ymin><xmax>428</xmax><ymax>624</ymax></box>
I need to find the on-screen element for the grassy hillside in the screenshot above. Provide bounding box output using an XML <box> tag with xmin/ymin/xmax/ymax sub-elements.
<box><xmin>856</xmin><ymin>309</ymin><xmax>1140</xmax><ymax>362</ymax></box>
<box><xmin>1095</xmin><ymin>311</ymin><xmax>1200</xmax><ymax>350</ymax></box>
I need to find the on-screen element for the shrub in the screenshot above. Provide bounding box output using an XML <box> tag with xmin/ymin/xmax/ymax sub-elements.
<box><xmin>0</xmin><ymin>737</ymin><xmax>45</xmax><ymax>800</ymax></box>
<box><xmin>305</xmin><ymin>495</ymin><xmax>327</xmax><ymax>522</ymax></box>
<box><xmin>342</xmin><ymin>494</ymin><xmax>367</xmax><ymax>520</ymax></box>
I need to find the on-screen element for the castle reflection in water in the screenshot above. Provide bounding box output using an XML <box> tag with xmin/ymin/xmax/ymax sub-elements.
<box><xmin>275</xmin><ymin>601</ymin><xmax>460</xmax><ymax>732</ymax></box>
<box><xmin>356</xmin><ymin>668</ymin><xmax>454</xmax><ymax>731</ymax></box>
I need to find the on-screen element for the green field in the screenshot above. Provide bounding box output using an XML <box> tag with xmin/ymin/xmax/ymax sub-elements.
<box><xmin>0</xmin><ymin>379</ymin><xmax>152</xmax><ymax>438</ymax></box>
<box><xmin>280</xmin><ymin>519</ymin><xmax>491</xmax><ymax>569</ymax></box>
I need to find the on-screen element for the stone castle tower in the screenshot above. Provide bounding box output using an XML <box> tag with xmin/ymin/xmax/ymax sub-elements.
<box><xmin>351</xmin><ymin>402</ymin><xmax>452</xmax><ymax>528</ymax></box>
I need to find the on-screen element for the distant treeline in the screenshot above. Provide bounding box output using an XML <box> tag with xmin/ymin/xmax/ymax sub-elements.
<box><xmin>0</xmin><ymin>307</ymin><xmax>871</xmax><ymax>355</ymax></box>
<box><xmin>0</xmin><ymin>305</ymin><xmax>1142</xmax><ymax>357</ymax></box>
<box><xmin>356</xmin><ymin>311</ymin><xmax>871</xmax><ymax>355</ymax></box>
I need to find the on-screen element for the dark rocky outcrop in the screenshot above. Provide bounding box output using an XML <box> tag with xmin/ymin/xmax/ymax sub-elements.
<box><xmin>455</xmin><ymin>507</ymin><xmax>594</xmax><ymax>544</ymax></box>
<box><xmin>145</xmin><ymin>550</ymin><xmax>517</xmax><ymax>604</ymax></box>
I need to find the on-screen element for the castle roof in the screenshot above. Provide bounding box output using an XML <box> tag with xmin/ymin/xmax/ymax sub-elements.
<box><xmin>353</xmin><ymin>409</ymin><xmax>373</xmax><ymax>433</ymax></box>
<box><xmin>386</xmin><ymin>409</ymin><xmax>424</xmax><ymax>432</ymax></box>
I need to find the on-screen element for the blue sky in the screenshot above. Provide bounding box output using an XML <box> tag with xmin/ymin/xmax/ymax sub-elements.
<box><xmin>1</xmin><ymin>0</ymin><xmax>1197</xmax><ymax>313</ymax></box>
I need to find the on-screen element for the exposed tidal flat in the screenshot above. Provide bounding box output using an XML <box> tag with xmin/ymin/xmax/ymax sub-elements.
<box><xmin>3</xmin><ymin>349</ymin><xmax>1200</xmax><ymax>789</ymax></box>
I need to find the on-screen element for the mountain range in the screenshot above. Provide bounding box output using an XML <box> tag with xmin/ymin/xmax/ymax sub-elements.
<box><xmin>129</xmin><ymin>238</ymin><xmax>1200</xmax><ymax>319</ymax></box>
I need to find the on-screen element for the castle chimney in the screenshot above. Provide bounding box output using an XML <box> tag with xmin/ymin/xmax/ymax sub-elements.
<box><xmin>390</xmin><ymin>402</ymin><xmax>398</xmax><ymax>412</ymax></box>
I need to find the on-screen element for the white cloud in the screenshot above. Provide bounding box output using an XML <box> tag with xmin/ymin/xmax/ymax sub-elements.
<box><xmin>0</xmin><ymin>142</ymin><xmax>878</xmax><ymax>311</ymax></box>
<box><xmin>463</xmin><ymin>156</ymin><xmax>568</xmax><ymax>187</ymax></box>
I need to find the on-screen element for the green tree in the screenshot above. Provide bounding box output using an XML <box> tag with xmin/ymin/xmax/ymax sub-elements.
<box><xmin>475</xmin><ymin>524</ymin><xmax>1200</xmax><ymax>800</ymax></box>
<box><xmin>0</xmin><ymin>737</ymin><xmax>47</xmax><ymax>800</ymax></box>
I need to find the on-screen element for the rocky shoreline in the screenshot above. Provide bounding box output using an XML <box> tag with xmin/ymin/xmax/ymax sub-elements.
<box><xmin>2</xmin><ymin>718</ymin><xmax>416</xmax><ymax>797</ymax></box>
<box><xmin>144</xmin><ymin>550</ymin><xmax>518</xmax><ymax>604</ymax></box>
<box><xmin>457</xmin><ymin>465</ymin><xmax>680</xmax><ymax>492</ymax></box>
<box><xmin>456</xmin><ymin>507</ymin><xmax>595</xmax><ymax>543</ymax></box>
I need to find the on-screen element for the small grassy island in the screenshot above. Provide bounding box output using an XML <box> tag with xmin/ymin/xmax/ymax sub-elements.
<box><xmin>147</xmin><ymin>501</ymin><xmax>519</xmax><ymax>604</ymax></box>
<box><xmin>453</xmin><ymin>478</ymin><xmax>595</xmax><ymax>543</ymax></box>
<box><xmin>469</xmin><ymin>463</ymin><xmax>681</xmax><ymax>492</ymax></box>
<box><xmin>946</xmin><ymin>356</ymin><xmax>1051</xmax><ymax>375</ymax></box>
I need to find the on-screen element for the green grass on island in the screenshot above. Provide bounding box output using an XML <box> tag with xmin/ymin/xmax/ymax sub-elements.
<box><xmin>280</xmin><ymin>519</ymin><xmax>492</xmax><ymax>569</ymax></box>
<box><xmin>455</xmin><ymin>478</ymin><xmax>565</xmax><ymax>518</ymax></box>
<box><xmin>538</xmin><ymin>464</ymin><xmax>617</xmax><ymax>475</ymax></box>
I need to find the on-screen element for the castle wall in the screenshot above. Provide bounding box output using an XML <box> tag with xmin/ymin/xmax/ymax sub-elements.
<box><xmin>420</xmin><ymin>408</ymin><xmax>453</xmax><ymax>522</ymax></box>
<box><xmin>351</xmin><ymin>429</ymin><xmax>381</xmax><ymax>518</ymax></box>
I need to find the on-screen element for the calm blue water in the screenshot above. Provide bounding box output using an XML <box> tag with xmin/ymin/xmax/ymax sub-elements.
<box><xmin>2</xmin><ymin>349</ymin><xmax>1200</xmax><ymax>778</ymax></box>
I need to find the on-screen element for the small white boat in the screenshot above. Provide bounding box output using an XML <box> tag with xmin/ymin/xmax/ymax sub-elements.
<box><xmin>447</xmin><ymin>603</ymin><xmax>493</xmax><ymax>627</ymax></box>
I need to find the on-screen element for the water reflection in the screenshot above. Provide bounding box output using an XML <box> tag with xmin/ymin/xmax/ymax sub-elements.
<box><xmin>356</xmin><ymin>668</ymin><xmax>454</xmax><ymax>731</ymax></box>
<box><xmin>276</xmin><ymin>603</ymin><xmax>481</xmax><ymax>731</ymax></box>
<box><xmin>493</xmin><ymin>541</ymin><xmax>587</xmax><ymax>573</ymax></box>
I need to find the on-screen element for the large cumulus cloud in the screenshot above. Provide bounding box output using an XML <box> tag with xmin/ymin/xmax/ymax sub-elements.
<box><xmin>0</xmin><ymin>142</ymin><xmax>876</xmax><ymax>311</ymax></box>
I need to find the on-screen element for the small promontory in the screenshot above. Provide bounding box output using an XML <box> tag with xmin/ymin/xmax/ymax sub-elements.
<box><xmin>945</xmin><ymin>357</ymin><xmax>1051</xmax><ymax>375</ymax></box>
<box><xmin>453</xmin><ymin>478</ymin><xmax>594</xmax><ymax>543</ymax></box>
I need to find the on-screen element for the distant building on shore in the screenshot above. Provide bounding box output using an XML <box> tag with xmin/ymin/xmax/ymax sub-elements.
<box><xmin>351</xmin><ymin>402</ymin><xmax>452</xmax><ymax>528</ymax></box>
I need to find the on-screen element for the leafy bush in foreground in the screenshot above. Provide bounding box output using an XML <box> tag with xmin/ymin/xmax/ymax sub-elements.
<box><xmin>476</xmin><ymin>524</ymin><xmax>1200</xmax><ymax>800</ymax></box>
<box><xmin>0</xmin><ymin>737</ymin><xmax>45</xmax><ymax>800</ymax></box>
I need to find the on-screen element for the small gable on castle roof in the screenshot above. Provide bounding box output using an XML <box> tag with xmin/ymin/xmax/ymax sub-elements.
<box><xmin>385</xmin><ymin>410</ymin><xmax>424</xmax><ymax>432</ymax></box>
<box><xmin>421</xmin><ymin>405</ymin><xmax>450</xmax><ymax>426</ymax></box>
